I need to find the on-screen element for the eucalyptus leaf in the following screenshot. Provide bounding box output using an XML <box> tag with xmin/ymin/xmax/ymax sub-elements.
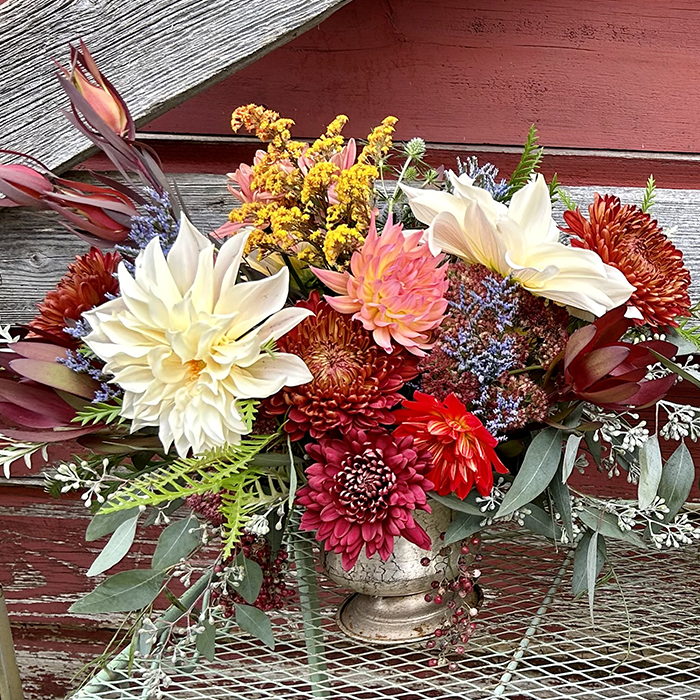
<box><xmin>69</xmin><ymin>569</ymin><xmax>164</xmax><ymax>614</ymax></box>
<box><xmin>572</xmin><ymin>530</ymin><xmax>606</xmax><ymax>597</ymax></box>
<box><xmin>429</xmin><ymin>492</ymin><xmax>483</xmax><ymax>517</ymax></box>
<box><xmin>287</xmin><ymin>435</ymin><xmax>298</xmax><ymax>511</ymax></box>
<box><xmin>649</xmin><ymin>350</ymin><xmax>700</xmax><ymax>389</ymax></box>
<box><xmin>235</xmin><ymin>603</ymin><xmax>275</xmax><ymax>649</ymax></box>
<box><xmin>152</xmin><ymin>515</ymin><xmax>201</xmax><ymax>572</ymax></box>
<box><xmin>233</xmin><ymin>553</ymin><xmax>263</xmax><ymax>605</ymax></box>
<box><xmin>562</xmin><ymin>433</ymin><xmax>582</xmax><ymax>483</ymax></box>
<box><xmin>657</xmin><ymin>442</ymin><xmax>695</xmax><ymax>521</ymax></box>
<box><xmin>497</xmin><ymin>429</ymin><xmax>563</xmax><ymax>518</ymax></box>
<box><xmin>196</xmin><ymin>620</ymin><xmax>217</xmax><ymax>662</ymax></box>
<box><xmin>444</xmin><ymin>512</ymin><xmax>483</xmax><ymax>545</ymax></box>
<box><xmin>578</xmin><ymin>506</ymin><xmax>646</xmax><ymax>549</ymax></box>
<box><xmin>584</xmin><ymin>432</ymin><xmax>602</xmax><ymax>467</ymax></box>
<box><xmin>87</xmin><ymin>515</ymin><xmax>138</xmax><ymax>577</ymax></box>
<box><xmin>86</xmin><ymin>507</ymin><xmax>139</xmax><ymax>542</ymax></box>
<box><xmin>666</xmin><ymin>327</ymin><xmax>698</xmax><ymax>356</ymax></box>
<box><xmin>638</xmin><ymin>435</ymin><xmax>663</xmax><ymax>510</ymax></box>
<box><xmin>521</xmin><ymin>503</ymin><xmax>557</xmax><ymax>540</ymax></box>
<box><xmin>549</xmin><ymin>467</ymin><xmax>573</xmax><ymax>540</ymax></box>
<box><xmin>587</xmin><ymin>532</ymin><xmax>600</xmax><ymax>623</ymax></box>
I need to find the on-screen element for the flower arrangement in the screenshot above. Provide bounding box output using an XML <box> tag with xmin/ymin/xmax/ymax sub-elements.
<box><xmin>2</xmin><ymin>43</ymin><xmax>700</xmax><ymax>679</ymax></box>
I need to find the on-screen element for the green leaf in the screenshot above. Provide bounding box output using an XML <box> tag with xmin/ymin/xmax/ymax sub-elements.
<box><xmin>233</xmin><ymin>553</ymin><xmax>263</xmax><ymax>605</ymax></box>
<box><xmin>657</xmin><ymin>442</ymin><xmax>695</xmax><ymax>521</ymax></box>
<box><xmin>152</xmin><ymin>515</ymin><xmax>201</xmax><ymax>572</ymax></box>
<box><xmin>649</xmin><ymin>350</ymin><xmax>700</xmax><ymax>389</ymax></box>
<box><xmin>196</xmin><ymin>620</ymin><xmax>217</xmax><ymax>662</ymax></box>
<box><xmin>638</xmin><ymin>435</ymin><xmax>663</xmax><ymax>510</ymax></box>
<box><xmin>587</xmin><ymin>532</ymin><xmax>600</xmax><ymax>623</ymax></box>
<box><xmin>69</xmin><ymin>569</ymin><xmax>163</xmax><ymax>614</ymax></box>
<box><xmin>584</xmin><ymin>432</ymin><xmax>602</xmax><ymax>467</ymax></box>
<box><xmin>549</xmin><ymin>466</ymin><xmax>573</xmax><ymax>540</ymax></box>
<box><xmin>578</xmin><ymin>506</ymin><xmax>646</xmax><ymax>549</ymax></box>
<box><xmin>429</xmin><ymin>491</ymin><xmax>484</xmax><ymax>517</ymax></box>
<box><xmin>666</xmin><ymin>327</ymin><xmax>699</xmax><ymax>356</ymax></box>
<box><xmin>74</xmin><ymin>398</ymin><xmax>125</xmax><ymax>427</ymax></box>
<box><xmin>87</xmin><ymin>515</ymin><xmax>138</xmax><ymax>577</ymax></box>
<box><xmin>572</xmin><ymin>530</ymin><xmax>606</xmax><ymax>597</ymax></box>
<box><xmin>562</xmin><ymin>433</ymin><xmax>582</xmax><ymax>483</ymax></box>
<box><xmin>287</xmin><ymin>435</ymin><xmax>297</xmax><ymax>511</ymax></box>
<box><xmin>521</xmin><ymin>503</ymin><xmax>557</xmax><ymax>540</ymax></box>
<box><xmin>497</xmin><ymin>429</ymin><xmax>563</xmax><ymax>518</ymax></box>
<box><xmin>444</xmin><ymin>512</ymin><xmax>483</xmax><ymax>545</ymax></box>
<box><xmin>86</xmin><ymin>507</ymin><xmax>139</xmax><ymax>542</ymax></box>
<box><xmin>235</xmin><ymin>604</ymin><xmax>275</xmax><ymax>649</ymax></box>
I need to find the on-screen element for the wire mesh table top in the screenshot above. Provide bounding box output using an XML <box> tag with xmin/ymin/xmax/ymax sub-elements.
<box><xmin>73</xmin><ymin>530</ymin><xmax>700</xmax><ymax>700</ymax></box>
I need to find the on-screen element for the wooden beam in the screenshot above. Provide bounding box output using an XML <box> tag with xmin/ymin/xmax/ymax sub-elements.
<box><xmin>2</xmin><ymin>174</ymin><xmax>700</xmax><ymax>326</ymax></box>
<box><xmin>0</xmin><ymin>0</ymin><xmax>351</xmax><ymax>174</ymax></box>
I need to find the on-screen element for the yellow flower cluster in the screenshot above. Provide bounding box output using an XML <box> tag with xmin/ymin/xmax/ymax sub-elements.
<box><xmin>227</xmin><ymin>105</ymin><xmax>398</xmax><ymax>270</ymax></box>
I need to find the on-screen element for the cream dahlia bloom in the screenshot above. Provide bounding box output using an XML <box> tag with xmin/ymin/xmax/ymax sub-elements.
<box><xmin>402</xmin><ymin>173</ymin><xmax>634</xmax><ymax>317</ymax></box>
<box><xmin>83</xmin><ymin>215</ymin><xmax>313</xmax><ymax>456</ymax></box>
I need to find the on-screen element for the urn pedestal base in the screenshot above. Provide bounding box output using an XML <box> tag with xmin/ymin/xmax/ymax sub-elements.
<box><xmin>337</xmin><ymin>590</ymin><xmax>468</xmax><ymax>644</ymax></box>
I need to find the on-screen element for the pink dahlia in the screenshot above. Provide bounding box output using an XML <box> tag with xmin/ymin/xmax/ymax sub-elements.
<box><xmin>312</xmin><ymin>214</ymin><xmax>449</xmax><ymax>356</ymax></box>
<box><xmin>297</xmin><ymin>430</ymin><xmax>434</xmax><ymax>570</ymax></box>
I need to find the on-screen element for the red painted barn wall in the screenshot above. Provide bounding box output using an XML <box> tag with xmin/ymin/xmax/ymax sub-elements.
<box><xmin>145</xmin><ymin>0</ymin><xmax>700</xmax><ymax>154</ymax></box>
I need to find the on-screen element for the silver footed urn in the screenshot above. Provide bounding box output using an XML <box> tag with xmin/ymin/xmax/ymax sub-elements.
<box><xmin>321</xmin><ymin>500</ymin><xmax>480</xmax><ymax>644</ymax></box>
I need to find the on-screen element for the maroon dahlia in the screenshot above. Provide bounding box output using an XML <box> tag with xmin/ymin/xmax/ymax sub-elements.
<box><xmin>267</xmin><ymin>291</ymin><xmax>419</xmax><ymax>440</ymax></box>
<box><xmin>297</xmin><ymin>429</ymin><xmax>434</xmax><ymax>570</ymax></box>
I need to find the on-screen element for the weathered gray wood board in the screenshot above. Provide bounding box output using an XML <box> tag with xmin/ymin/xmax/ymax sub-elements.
<box><xmin>0</xmin><ymin>0</ymin><xmax>351</xmax><ymax>174</ymax></box>
<box><xmin>0</xmin><ymin>179</ymin><xmax>699</xmax><ymax>325</ymax></box>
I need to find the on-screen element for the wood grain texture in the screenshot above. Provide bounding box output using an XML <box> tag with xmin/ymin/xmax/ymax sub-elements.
<box><xmin>146</xmin><ymin>0</ymin><xmax>700</xmax><ymax>154</ymax></box>
<box><xmin>2</xmin><ymin>173</ymin><xmax>700</xmax><ymax>325</ymax></box>
<box><xmin>78</xmin><ymin>136</ymin><xmax>700</xmax><ymax>190</ymax></box>
<box><xmin>0</xmin><ymin>0</ymin><xmax>351</xmax><ymax>173</ymax></box>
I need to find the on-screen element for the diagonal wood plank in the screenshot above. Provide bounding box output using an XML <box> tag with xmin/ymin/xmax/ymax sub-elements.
<box><xmin>0</xmin><ymin>0</ymin><xmax>351</xmax><ymax>174</ymax></box>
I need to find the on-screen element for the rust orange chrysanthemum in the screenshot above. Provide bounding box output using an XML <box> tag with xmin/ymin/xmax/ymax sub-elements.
<box><xmin>30</xmin><ymin>248</ymin><xmax>120</xmax><ymax>341</ymax></box>
<box><xmin>267</xmin><ymin>292</ymin><xmax>419</xmax><ymax>440</ymax></box>
<box><xmin>393</xmin><ymin>392</ymin><xmax>508</xmax><ymax>498</ymax></box>
<box><xmin>562</xmin><ymin>195</ymin><xmax>691</xmax><ymax>327</ymax></box>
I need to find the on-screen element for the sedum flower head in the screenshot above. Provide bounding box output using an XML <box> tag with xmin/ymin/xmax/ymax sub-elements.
<box><xmin>83</xmin><ymin>215</ymin><xmax>313</xmax><ymax>456</ymax></box>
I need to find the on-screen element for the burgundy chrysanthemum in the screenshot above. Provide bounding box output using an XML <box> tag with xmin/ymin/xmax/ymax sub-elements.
<box><xmin>563</xmin><ymin>195</ymin><xmax>691</xmax><ymax>327</ymax></box>
<box><xmin>30</xmin><ymin>247</ymin><xmax>120</xmax><ymax>340</ymax></box>
<box><xmin>296</xmin><ymin>429</ymin><xmax>434</xmax><ymax>570</ymax></box>
<box><xmin>267</xmin><ymin>292</ymin><xmax>419</xmax><ymax>440</ymax></box>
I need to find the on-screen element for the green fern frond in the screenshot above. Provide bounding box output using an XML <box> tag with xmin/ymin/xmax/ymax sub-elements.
<box><xmin>220</xmin><ymin>465</ymin><xmax>290</xmax><ymax>557</ymax></box>
<box><xmin>557</xmin><ymin>186</ymin><xmax>578</xmax><ymax>211</ymax></box>
<box><xmin>548</xmin><ymin>173</ymin><xmax>560</xmax><ymax>204</ymax></box>
<box><xmin>641</xmin><ymin>175</ymin><xmax>656</xmax><ymax>213</ymax></box>
<box><xmin>506</xmin><ymin>125</ymin><xmax>544</xmax><ymax>200</ymax></box>
<box><xmin>74</xmin><ymin>398</ymin><xmax>125</xmax><ymax>427</ymax></box>
<box><xmin>100</xmin><ymin>432</ymin><xmax>280</xmax><ymax>513</ymax></box>
<box><xmin>237</xmin><ymin>399</ymin><xmax>259</xmax><ymax>431</ymax></box>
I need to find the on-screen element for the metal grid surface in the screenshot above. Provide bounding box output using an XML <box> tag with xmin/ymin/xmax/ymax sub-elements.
<box><xmin>73</xmin><ymin>531</ymin><xmax>700</xmax><ymax>700</ymax></box>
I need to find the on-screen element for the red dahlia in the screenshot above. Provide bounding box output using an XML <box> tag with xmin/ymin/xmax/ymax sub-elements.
<box><xmin>297</xmin><ymin>430</ymin><xmax>434</xmax><ymax>570</ymax></box>
<box><xmin>267</xmin><ymin>291</ymin><xmax>419</xmax><ymax>440</ymax></box>
<box><xmin>562</xmin><ymin>195</ymin><xmax>691</xmax><ymax>327</ymax></box>
<box><xmin>394</xmin><ymin>392</ymin><xmax>508</xmax><ymax>498</ymax></box>
<box><xmin>30</xmin><ymin>247</ymin><xmax>120</xmax><ymax>340</ymax></box>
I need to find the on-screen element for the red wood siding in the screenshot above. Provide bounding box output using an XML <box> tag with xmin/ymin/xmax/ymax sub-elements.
<box><xmin>145</xmin><ymin>0</ymin><xmax>700</xmax><ymax>155</ymax></box>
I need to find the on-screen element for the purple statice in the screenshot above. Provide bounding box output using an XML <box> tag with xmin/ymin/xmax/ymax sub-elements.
<box><xmin>116</xmin><ymin>188</ymin><xmax>178</xmax><ymax>270</ymax></box>
<box><xmin>420</xmin><ymin>263</ymin><xmax>568</xmax><ymax>438</ymax></box>
<box><xmin>63</xmin><ymin>318</ymin><xmax>92</xmax><ymax>341</ymax></box>
<box><xmin>456</xmin><ymin>156</ymin><xmax>510</xmax><ymax>201</ymax></box>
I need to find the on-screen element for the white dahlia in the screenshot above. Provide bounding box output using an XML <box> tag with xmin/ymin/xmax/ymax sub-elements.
<box><xmin>83</xmin><ymin>215</ymin><xmax>313</xmax><ymax>456</ymax></box>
